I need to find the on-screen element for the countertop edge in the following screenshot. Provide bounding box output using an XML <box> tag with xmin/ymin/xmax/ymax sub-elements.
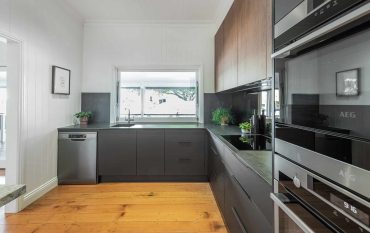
<box><xmin>0</xmin><ymin>185</ymin><xmax>26</xmax><ymax>207</ymax></box>
<box><xmin>206</xmin><ymin>129</ymin><xmax>273</xmax><ymax>186</ymax></box>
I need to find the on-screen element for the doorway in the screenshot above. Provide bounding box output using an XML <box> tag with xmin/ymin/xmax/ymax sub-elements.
<box><xmin>0</xmin><ymin>37</ymin><xmax>7</xmax><ymax>185</ymax></box>
<box><xmin>0</xmin><ymin>34</ymin><xmax>22</xmax><ymax>213</ymax></box>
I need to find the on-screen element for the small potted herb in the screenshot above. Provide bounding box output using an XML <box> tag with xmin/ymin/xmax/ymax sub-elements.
<box><xmin>75</xmin><ymin>111</ymin><xmax>92</xmax><ymax>125</ymax></box>
<box><xmin>212</xmin><ymin>107</ymin><xmax>234</xmax><ymax>126</ymax></box>
<box><xmin>239</xmin><ymin>121</ymin><xmax>252</xmax><ymax>134</ymax></box>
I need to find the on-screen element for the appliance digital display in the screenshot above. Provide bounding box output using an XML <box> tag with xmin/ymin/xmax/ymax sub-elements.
<box><xmin>311</xmin><ymin>177</ymin><xmax>370</xmax><ymax>228</ymax></box>
<box><xmin>330</xmin><ymin>193</ymin><xmax>370</xmax><ymax>227</ymax></box>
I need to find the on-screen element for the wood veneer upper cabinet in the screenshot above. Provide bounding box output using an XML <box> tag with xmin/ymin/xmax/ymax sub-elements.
<box><xmin>223</xmin><ymin>1</ymin><xmax>239</xmax><ymax>90</ymax></box>
<box><xmin>238</xmin><ymin>0</ymin><xmax>268</xmax><ymax>85</ymax></box>
<box><xmin>215</xmin><ymin>24</ymin><xmax>224</xmax><ymax>92</ymax></box>
<box><xmin>266</xmin><ymin>0</ymin><xmax>273</xmax><ymax>79</ymax></box>
<box><xmin>214</xmin><ymin>0</ymin><xmax>272</xmax><ymax>92</ymax></box>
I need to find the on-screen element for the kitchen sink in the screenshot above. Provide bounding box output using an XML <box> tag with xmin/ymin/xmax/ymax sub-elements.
<box><xmin>111</xmin><ymin>123</ymin><xmax>135</xmax><ymax>128</ymax></box>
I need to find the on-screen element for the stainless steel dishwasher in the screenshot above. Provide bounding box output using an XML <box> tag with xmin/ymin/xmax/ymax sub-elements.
<box><xmin>58</xmin><ymin>132</ymin><xmax>97</xmax><ymax>184</ymax></box>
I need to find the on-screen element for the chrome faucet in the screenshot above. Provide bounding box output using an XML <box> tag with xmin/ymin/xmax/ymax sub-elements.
<box><xmin>125</xmin><ymin>109</ymin><xmax>134</xmax><ymax>124</ymax></box>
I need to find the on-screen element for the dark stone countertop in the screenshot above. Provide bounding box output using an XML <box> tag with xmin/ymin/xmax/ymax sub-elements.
<box><xmin>58</xmin><ymin>123</ymin><xmax>206</xmax><ymax>131</ymax></box>
<box><xmin>205</xmin><ymin>125</ymin><xmax>273</xmax><ymax>185</ymax></box>
<box><xmin>0</xmin><ymin>184</ymin><xmax>26</xmax><ymax>207</ymax></box>
<box><xmin>58</xmin><ymin>123</ymin><xmax>272</xmax><ymax>185</ymax></box>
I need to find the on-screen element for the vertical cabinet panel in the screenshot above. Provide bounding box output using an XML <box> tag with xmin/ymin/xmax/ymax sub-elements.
<box><xmin>245</xmin><ymin>0</ymin><xmax>267</xmax><ymax>83</ymax></box>
<box><xmin>223</xmin><ymin>1</ymin><xmax>239</xmax><ymax>90</ymax></box>
<box><xmin>266</xmin><ymin>0</ymin><xmax>273</xmax><ymax>79</ymax></box>
<box><xmin>98</xmin><ymin>130</ymin><xmax>137</xmax><ymax>176</ymax></box>
<box><xmin>137</xmin><ymin>129</ymin><xmax>165</xmax><ymax>176</ymax></box>
<box><xmin>209</xmin><ymin>150</ymin><xmax>226</xmax><ymax>212</ymax></box>
<box><xmin>237</xmin><ymin>0</ymin><xmax>249</xmax><ymax>86</ymax></box>
<box><xmin>215</xmin><ymin>24</ymin><xmax>224</xmax><ymax>92</ymax></box>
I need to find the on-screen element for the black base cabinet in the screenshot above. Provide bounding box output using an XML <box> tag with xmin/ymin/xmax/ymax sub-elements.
<box><xmin>209</xmin><ymin>156</ymin><xmax>226</xmax><ymax>212</ymax></box>
<box><xmin>208</xmin><ymin>133</ymin><xmax>273</xmax><ymax>233</ymax></box>
<box><xmin>98</xmin><ymin>130</ymin><xmax>137</xmax><ymax>176</ymax></box>
<box><xmin>165</xmin><ymin>130</ymin><xmax>206</xmax><ymax>176</ymax></box>
<box><xmin>97</xmin><ymin>128</ymin><xmax>272</xmax><ymax>232</ymax></box>
<box><xmin>224</xmin><ymin>170</ymin><xmax>273</xmax><ymax>233</ymax></box>
<box><xmin>98</xmin><ymin>129</ymin><xmax>207</xmax><ymax>181</ymax></box>
<box><xmin>137</xmin><ymin>129</ymin><xmax>165</xmax><ymax>176</ymax></box>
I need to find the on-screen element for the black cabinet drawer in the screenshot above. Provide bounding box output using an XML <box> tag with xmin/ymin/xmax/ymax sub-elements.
<box><xmin>165</xmin><ymin>130</ymin><xmax>205</xmax><ymax>176</ymax></box>
<box><xmin>165</xmin><ymin>156</ymin><xmax>205</xmax><ymax>175</ymax></box>
<box><xmin>165</xmin><ymin>130</ymin><xmax>205</xmax><ymax>158</ymax></box>
<box><xmin>225</xmin><ymin>170</ymin><xmax>273</xmax><ymax>233</ymax></box>
<box><xmin>223</xmin><ymin>148</ymin><xmax>273</xmax><ymax>224</ymax></box>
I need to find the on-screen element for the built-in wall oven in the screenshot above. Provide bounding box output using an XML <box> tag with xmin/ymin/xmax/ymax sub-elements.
<box><xmin>272</xmin><ymin>155</ymin><xmax>370</xmax><ymax>232</ymax></box>
<box><xmin>273</xmin><ymin>0</ymin><xmax>370</xmax><ymax>232</ymax></box>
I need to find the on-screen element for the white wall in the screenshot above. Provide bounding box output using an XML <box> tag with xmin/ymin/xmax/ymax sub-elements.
<box><xmin>0</xmin><ymin>0</ymin><xmax>83</xmax><ymax>210</ymax></box>
<box><xmin>0</xmin><ymin>41</ymin><xmax>6</xmax><ymax>66</ymax></box>
<box><xmin>82</xmin><ymin>22</ymin><xmax>215</xmax><ymax>122</ymax></box>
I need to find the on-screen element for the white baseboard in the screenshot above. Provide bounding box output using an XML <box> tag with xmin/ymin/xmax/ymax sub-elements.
<box><xmin>18</xmin><ymin>177</ymin><xmax>58</xmax><ymax>211</ymax></box>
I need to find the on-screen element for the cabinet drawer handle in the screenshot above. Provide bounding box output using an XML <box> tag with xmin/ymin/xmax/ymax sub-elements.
<box><xmin>179</xmin><ymin>158</ymin><xmax>192</xmax><ymax>162</ymax></box>
<box><xmin>232</xmin><ymin>207</ymin><xmax>248</xmax><ymax>233</ymax></box>
<box><xmin>232</xmin><ymin>175</ymin><xmax>251</xmax><ymax>200</ymax></box>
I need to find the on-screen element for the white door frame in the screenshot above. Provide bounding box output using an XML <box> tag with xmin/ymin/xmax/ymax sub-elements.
<box><xmin>0</xmin><ymin>31</ymin><xmax>24</xmax><ymax>213</ymax></box>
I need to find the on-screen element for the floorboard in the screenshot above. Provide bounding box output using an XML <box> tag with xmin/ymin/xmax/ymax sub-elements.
<box><xmin>0</xmin><ymin>183</ymin><xmax>228</xmax><ymax>233</ymax></box>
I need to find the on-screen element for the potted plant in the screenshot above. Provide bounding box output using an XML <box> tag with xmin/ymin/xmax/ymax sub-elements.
<box><xmin>239</xmin><ymin>121</ymin><xmax>252</xmax><ymax>134</ymax></box>
<box><xmin>75</xmin><ymin>111</ymin><xmax>92</xmax><ymax>125</ymax></box>
<box><xmin>212</xmin><ymin>107</ymin><xmax>234</xmax><ymax>126</ymax></box>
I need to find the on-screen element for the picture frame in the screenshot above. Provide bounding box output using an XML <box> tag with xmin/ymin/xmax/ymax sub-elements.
<box><xmin>52</xmin><ymin>66</ymin><xmax>70</xmax><ymax>95</ymax></box>
<box><xmin>336</xmin><ymin>68</ymin><xmax>360</xmax><ymax>96</ymax></box>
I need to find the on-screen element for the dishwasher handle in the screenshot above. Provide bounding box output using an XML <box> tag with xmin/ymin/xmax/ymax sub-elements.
<box><xmin>59</xmin><ymin>132</ymin><xmax>97</xmax><ymax>141</ymax></box>
<box><xmin>70</xmin><ymin>138</ymin><xmax>87</xmax><ymax>142</ymax></box>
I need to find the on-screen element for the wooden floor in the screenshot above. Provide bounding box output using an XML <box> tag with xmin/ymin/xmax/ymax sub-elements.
<box><xmin>0</xmin><ymin>183</ymin><xmax>228</xmax><ymax>233</ymax></box>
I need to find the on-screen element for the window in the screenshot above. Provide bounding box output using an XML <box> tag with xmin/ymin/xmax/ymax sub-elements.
<box><xmin>118</xmin><ymin>71</ymin><xmax>198</xmax><ymax>122</ymax></box>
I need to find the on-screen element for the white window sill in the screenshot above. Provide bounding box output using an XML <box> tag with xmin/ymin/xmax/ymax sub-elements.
<box><xmin>118</xmin><ymin>117</ymin><xmax>198</xmax><ymax>123</ymax></box>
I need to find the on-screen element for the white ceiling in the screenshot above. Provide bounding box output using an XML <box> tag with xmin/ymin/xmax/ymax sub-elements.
<box><xmin>64</xmin><ymin>0</ymin><xmax>226</xmax><ymax>22</ymax></box>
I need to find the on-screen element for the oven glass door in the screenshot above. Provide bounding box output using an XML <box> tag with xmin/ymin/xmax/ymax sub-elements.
<box><xmin>275</xmin><ymin>27</ymin><xmax>370</xmax><ymax>141</ymax></box>
<box><xmin>272</xmin><ymin>169</ymin><xmax>370</xmax><ymax>233</ymax></box>
<box><xmin>273</xmin><ymin>193</ymin><xmax>334</xmax><ymax>233</ymax></box>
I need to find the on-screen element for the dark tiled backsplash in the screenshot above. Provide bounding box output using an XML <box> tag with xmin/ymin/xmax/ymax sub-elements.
<box><xmin>81</xmin><ymin>93</ymin><xmax>111</xmax><ymax>123</ymax></box>
<box><xmin>204</xmin><ymin>91</ymin><xmax>259</xmax><ymax>124</ymax></box>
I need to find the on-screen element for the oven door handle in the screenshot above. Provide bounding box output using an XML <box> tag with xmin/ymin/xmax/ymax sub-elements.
<box><xmin>271</xmin><ymin>193</ymin><xmax>316</xmax><ymax>233</ymax></box>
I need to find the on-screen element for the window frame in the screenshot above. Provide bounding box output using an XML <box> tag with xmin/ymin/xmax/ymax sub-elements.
<box><xmin>117</xmin><ymin>68</ymin><xmax>200</xmax><ymax>123</ymax></box>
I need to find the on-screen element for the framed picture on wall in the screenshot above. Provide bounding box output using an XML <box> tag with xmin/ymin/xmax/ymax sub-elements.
<box><xmin>52</xmin><ymin>66</ymin><xmax>70</xmax><ymax>95</ymax></box>
<box><xmin>336</xmin><ymin>68</ymin><xmax>360</xmax><ymax>96</ymax></box>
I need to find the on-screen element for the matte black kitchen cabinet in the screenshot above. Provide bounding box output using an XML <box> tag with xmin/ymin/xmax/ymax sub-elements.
<box><xmin>98</xmin><ymin>130</ymin><xmax>137</xmax><ymax>176</ymax></box>
<box><xmin>224</xmin><ymin>169</ymin><xmax>273</xmax><ymax>233</ymax></box>
<box><xmin>137</xmin><ymin>129</ymin><xmax>165</xmax><ymax>176</ymax></box>
<box><xmin>208</xmin><ymin>132</ymin><xmax>273</xmax><ymax>233</ymax></box>
<box><xmin>165</xmin><ymin>130</ymin><xmax>206</xmax><ymax>176</ymax></box>
<box><xmin>223</xmin><ymin>147</ymin><xmax>273</xmax><ymax>224</ymax></box>
<box><xmin>209</xmin><ymin>143</ymin><xmax>226</xmax><ymax>212</ymax></box>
